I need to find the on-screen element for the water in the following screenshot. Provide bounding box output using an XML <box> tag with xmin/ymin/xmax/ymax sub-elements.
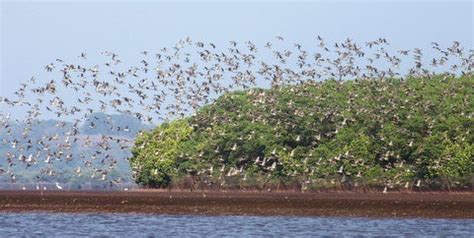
<box><xmin>0</xmin><ymin>212</ymin><xmax>472</xmax><ymax>237</ymax></box>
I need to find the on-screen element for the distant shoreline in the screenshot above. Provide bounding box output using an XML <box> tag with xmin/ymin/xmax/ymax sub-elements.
<box><xmin>0</xmin><ymin>190</ymin><xmax>473</xmax><ymax>219</ymax></box>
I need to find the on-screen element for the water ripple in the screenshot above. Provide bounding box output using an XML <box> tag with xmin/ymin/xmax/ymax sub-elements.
<box><xmin>0</xmin><ymin>212</ymin><xmax>472</xmax><ymax>237</ymax></box>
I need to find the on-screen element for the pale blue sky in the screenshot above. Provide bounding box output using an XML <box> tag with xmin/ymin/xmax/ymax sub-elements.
<box><xmin>1</xmin><ymin>1</ymin><xmax>473</xmax><ymax>117</ymax></box>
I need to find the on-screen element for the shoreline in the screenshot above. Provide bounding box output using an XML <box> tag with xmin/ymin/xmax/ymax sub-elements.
<box><xmin>0</xmin><ymin>190</ymin><xmax>473</xmax><ymax>219</ymax></box>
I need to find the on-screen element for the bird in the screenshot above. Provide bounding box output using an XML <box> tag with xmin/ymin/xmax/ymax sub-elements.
<box><xmin>55</xmin><ymin>182</ymin><xmax>63</xmax><ymax>190</ymax></box>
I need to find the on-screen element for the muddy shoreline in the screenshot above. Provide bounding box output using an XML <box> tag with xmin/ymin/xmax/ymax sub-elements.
<box><xmin>0</xmin><ymin>190</ymin><xmax>472</xmax><ymax>219</ymax></box>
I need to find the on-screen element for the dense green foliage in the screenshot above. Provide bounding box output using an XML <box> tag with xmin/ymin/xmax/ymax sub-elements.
<box><xmin>130</xmin><ymin>75</ymin><xmax>473</xmax><ymax>190</ymax></box>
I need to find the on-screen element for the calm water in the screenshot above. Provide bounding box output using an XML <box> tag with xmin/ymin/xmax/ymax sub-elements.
<box><xmin>0</xmin><ymin>212</ymin><xmax>472</xmax><ymax>237</ymax></box>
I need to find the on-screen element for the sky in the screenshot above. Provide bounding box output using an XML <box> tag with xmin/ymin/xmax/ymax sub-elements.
<box><xmin>0</xmin><ymin>0</ymin><xmax>473</xmax><ymax>119</ymax></box>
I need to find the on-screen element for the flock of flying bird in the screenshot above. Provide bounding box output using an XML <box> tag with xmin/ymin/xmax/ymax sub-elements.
<box><xmin>0</xmin><ymin>36</ymin><xmax>472</xmax><ymax>190</ymax></box>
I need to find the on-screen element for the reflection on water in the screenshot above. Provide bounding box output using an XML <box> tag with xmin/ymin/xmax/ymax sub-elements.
<box><xmin>0</xmin><ymin>212</ymin><xmax>472</xmax><ymax>237</ymax></box>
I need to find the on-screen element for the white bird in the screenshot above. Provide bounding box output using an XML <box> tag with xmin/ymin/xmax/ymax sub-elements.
<box><xmin>55</xmin><ymin>182</ymin><xmax>63</xmax><ymax>190</ymax></box>
<box><xmin>337</xmin><ymin>165</ymin><xmax>344</xmax><ymax>174</ymax></box>
<box><xmin>271</xmin><ymin>161</ymin><xmax>277</xmax><ymax>170</ymax></box>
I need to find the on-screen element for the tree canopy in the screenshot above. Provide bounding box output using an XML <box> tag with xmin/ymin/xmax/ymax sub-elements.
<box><xmin>130</xmin><ymin>75</ymin><xmax>473</xmax><ymax>190</ymax></box>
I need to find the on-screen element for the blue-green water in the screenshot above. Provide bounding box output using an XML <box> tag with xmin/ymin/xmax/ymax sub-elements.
<box><xmin>1</xmin><ymin>212</ymin><xmax>472</xmax><ymax>237</ymax></box>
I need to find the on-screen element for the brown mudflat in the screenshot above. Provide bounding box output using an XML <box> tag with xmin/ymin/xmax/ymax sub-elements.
<box><xmin>0</xmin><ymin>190</ymin><xmax>473</xmax><ymax>219</ymax></box>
